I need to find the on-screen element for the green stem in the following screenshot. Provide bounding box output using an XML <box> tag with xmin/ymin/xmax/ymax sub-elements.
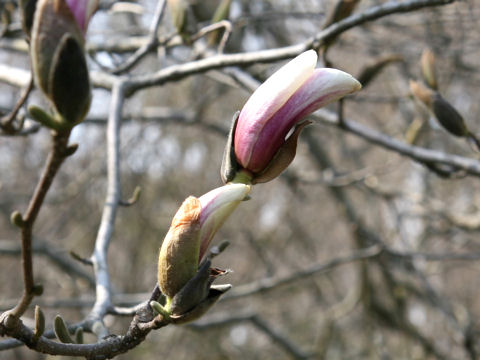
<box><xmin>230</xmin><ymin>169</ymin><xmax>253</xmax><ymax>185</ymax></box>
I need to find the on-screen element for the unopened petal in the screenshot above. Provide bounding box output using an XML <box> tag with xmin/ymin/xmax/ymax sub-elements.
<box><xmin>158</xmin><ymin>196</ymin><xmax>202</xmax><ymax>298</ymax></box>
<box><xmin>65</xmin><ymin>0</ymin><xmax>98</xmax><ymax>32</ymax></box>
<box><xmin>247</xmin><ymin>68</ymin><xmax>361</xmax><ymax>172</ymax></box>
<box><xmin>198</xmin><ymin>184</ymin><xmax>250</xmax><ymax>259</ymax></box>
<box><xmin>234</xmin><ymin>50</ymin><xmax>318</xmax><ymax>168</ymax></box>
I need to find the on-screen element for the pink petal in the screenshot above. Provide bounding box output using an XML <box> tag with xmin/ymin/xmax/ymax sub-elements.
<box><xmin>247</xmin><ymin>68</ymin><xmax>361</xmax><ymax>172</ymax></box>
<box><xmin>234</xmin><ymin>50</ymin><xmax>317</xmax><ymax>168</ymax></box>
<box><xmin>197</xmin><ymin>184</ymin><xmax>250</xmax><ymax>259</ymax></box>
<box><xmin>65</xmin><ymin>0</ymin><xmax>98</xmax><ymax>32</ymax></box>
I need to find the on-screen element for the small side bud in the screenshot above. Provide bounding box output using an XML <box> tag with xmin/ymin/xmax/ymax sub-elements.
<box><xmin>431</xmin><ymin>94</ymin><xmax>468</xmax><ymax>137</ymax></box>
<box><xmin>54</xmin><ymin>315</ymin><xmax>74</xmax><ymax>344</ymax></box>
<box><xmin>65</xmin><ymin>144</ymin><xmax>79</xmax><ymax>157</ymax></box>
<box><xmin>74</xmin><ymin>327</ymin><xmax>84</xmax><ymax>344</ymax></box>
<box><xmin>207</xmin><ymin>0</ymin><xmax>232</xmax><ymax>45</ymax></box>
<box><xmin>33</xmin><ymin>284</ymin><xmax>44</xmax><ymax>296</ymax></box>
<box><xmin>10</xmin><ymin>211</ymin><xmax>25</xmax><ymax>228</ymax></box>
<box><xmin>33</xmin><ymin>305</ymin><xmax>45</xmax><ymax>341</ymax></box>
<box><xmin>409</xmin><ymin>80</ymin><xmax>435</xmax><ymax>108</ymax></box>
<box><xmin>421</xmin><ymin>48</ymin><xmax>438</xmax><ymax>90</ymax></box>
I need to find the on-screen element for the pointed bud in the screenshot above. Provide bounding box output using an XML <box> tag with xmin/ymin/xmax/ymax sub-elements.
<box><xmin>409</xmin><ymin>80</ymin><xmax>434</xmax><ymax>107</ymax></box>
<box><xmin>54</xmin><ymin>315</ymin><xmax>74</xmax><ymax>344</ymax></box>
<box><xmin>30</xmin><ymin>0</ymin><xmax>95</xmax><ymax>125</ymax></box>
<box><xmin>33</xmin><ymin>305</ymin><xmax>45</xmax><ymax>341</ymax></box>
<box><xmin>431</xmin><ymin>94</ymin><xmax>468</xmax><ymax>137</ymax></box>
<box><xmin>410</xmin><ymin>80</ymin><xmax>469</xmax><ymax>138</ymax></box>
<box><xmin>208</xmin><ymin>0</ymin><xmax>232</xmax><ymax>45</ymax></box>
<box><xmin>232</xmin><ymin>50</ymin><xmax>361</xmax><ymax>183</ymax></box>
<box><xmin>158</xmin><ymin>184</ymin><xmax>249</xmax><ymax>301</ymax></box>
<box><xmin>421</xmin><ymin>48</ymin><xmax>438</xmax><ymax>90</ymax></box>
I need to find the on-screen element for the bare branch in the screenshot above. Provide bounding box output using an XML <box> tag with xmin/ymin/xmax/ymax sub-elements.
<box><xmin>314</xmin><ymin>108</ymin><xmax>480</xmax><ymax>177</ymax></box>
<box><xmin>85</xmin><ymin>81</ymin><xmax>125</xmax><ymax>338</ymax></box>
<box><xmin>224</xmin><ymin>246</ymin><xmax>381</xmax><ymax>301</ymax></box>
<box><xmin>110</xmin><ymin>0</ymin><xmax>167</xmax><ymax>74</ymax></box>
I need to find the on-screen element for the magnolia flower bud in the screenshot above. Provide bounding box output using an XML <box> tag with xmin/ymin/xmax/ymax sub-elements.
<box><xmin>157</xmin><ymin>184</ymin><xmax>250</xmax><ymax>318</ymax></box>
<box><xmin>222</xmin><ymin>50</ymin><xmax>361</xmax><ymax>184</ymax></box>
<box><xmin>158</xmin><ymin>196</ymin><xmax>202</xmax><ymax>299</ymax></box>
<box><xmin>30</xmin><ymin>0</ymin><xmax>97</xmax><ymax>125</ymax></box>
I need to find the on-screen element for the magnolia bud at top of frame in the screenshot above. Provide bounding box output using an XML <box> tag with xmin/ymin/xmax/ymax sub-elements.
<box><xmin>30</xmin><ymin>0</ymin><xmax>98</xmax><ymax>125</ymax></box>
<box><xmin>157</xmin><ymin>183</ymin><xmax>250</xmax><ymax>318</ymax></box>
<box><xmin>222</xmin><ymin>50</ymin><xmax>361</xmax><ymax>185</ymax></box>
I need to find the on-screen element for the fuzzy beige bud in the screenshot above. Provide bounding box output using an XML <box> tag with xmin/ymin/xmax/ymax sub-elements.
<box><xmin>157</xmin><ymin>197</ymin><xmax>202</xmax><ymax>298</ymax></box>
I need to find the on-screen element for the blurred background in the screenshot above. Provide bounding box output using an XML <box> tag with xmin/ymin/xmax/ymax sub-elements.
<box><xmin>1</xmin><ymin>0</ymin><xmax>480</xmax><ymax>358</ymax></box>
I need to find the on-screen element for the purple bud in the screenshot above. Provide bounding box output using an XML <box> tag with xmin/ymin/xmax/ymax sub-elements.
<box><xmin>233</xmin><ymin>50</ymin><xmax>361</xmax><ymax>182</ymax></box>
<box><xmin>158</xmin><ymin>184</ymin><xmax>250</xmax><ymax>299</ymax></box>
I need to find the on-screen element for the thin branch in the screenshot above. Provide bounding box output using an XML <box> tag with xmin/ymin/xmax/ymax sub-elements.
<box><xmin>0</xmin><ymin>240</ymin><xmax>95</xmax><ymax>288</ymax></box>
<box><xmin>250</xmin><ymin>316</ymin><xmax>311</xmax><ymax>360</ymax></box>
<box><xmin>0</xmin><ymin>301</ymin><xmax>168</xmax><ymax>358</ymax></box>
<box><xmin>313</xmin><ymin>108</ymin><xmax>480</xmax><ymax>177</ymax></box>
<box><xmin>223</xmin><ymin>246</ymin><xmax>381</xmax><ymax>301</ymax></box>
<box><xmin>122</xmin><ymin>0</ymin><xmax>455</xmax><ymax>92</ymax></box>
<box><xmin>190</xmin><ymin>313</ymin><xmax>311</xmax><ymax>360</ymax></box>
<box><xmin>0</xmin><ymin>77</ymin><xmax>33</xmax><ymax>135</ymax></box>
<box><xmin>0</xmin><ymin>0</ymin><xmax>457</xmax><ymax>95</ymax></box>
<box><xmin>85</xmin><ymin>80</ymin><xmax>125</xmax><ymax>338</ymax></box>
<box><xmin>110</xmin><ymin>0</ymin><xmax>167</xmax><ymax>74</ymax></box>
<box><xmin>2</xmin><ymin>130</ymin><xmax>72</xmax><ymax>319</ymax></box>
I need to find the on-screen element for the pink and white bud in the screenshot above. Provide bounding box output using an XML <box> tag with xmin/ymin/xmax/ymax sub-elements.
<box><xmin>158</xmin><ymin>184</ymin><xmax>250</xmax><ymax>299</ymax></box>
<box><xmin>198</xmin><ymin>183</ymin><xmax>250</xmax><ymax>260</ymax></box>
<box><xmin>65</xmin><ymin>0</ymin><xmax>98</xmax><ymax>33</ymax></box>
<box><xmin>231</xmin><ymin>50</ymin><xmax>361</xmax><ymax>183</ymax></box>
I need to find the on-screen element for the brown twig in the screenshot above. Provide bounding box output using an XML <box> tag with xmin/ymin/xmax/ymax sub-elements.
<box><xmin>0</xmin><ymin>77</ymin><xmax>33</xmax><ymax>135</ymax></box>
<box><xmin>110</xmin><ymin>0</ymin><xmax>167</xmax><ymax>74</ymax></box>
<box><xmin>4</xmin><ymin>129</ymin><xmax>72</xmax><ymax>319</ymax></box>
